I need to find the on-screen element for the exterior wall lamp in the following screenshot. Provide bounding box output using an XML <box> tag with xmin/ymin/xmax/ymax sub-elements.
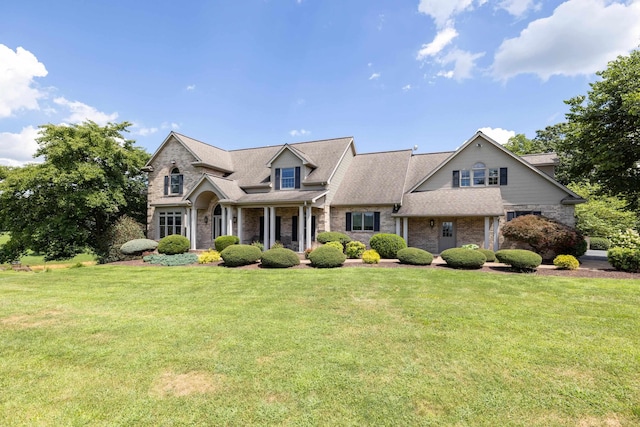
<box><xmin>429</xmin><ymin>219</ymin><xmax>435</xmax><ymax>228</ymax></box>
<box><xmin>204</xmin><ymin>216</ymin><xmax>208</xmax><ymax>224</ymax></box>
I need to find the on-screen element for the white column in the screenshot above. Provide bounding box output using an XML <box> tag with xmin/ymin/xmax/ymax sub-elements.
<box><xmin>226</xmin><ymin>207</ymin><xmax>233</xmax><ymax>236</ymax></box>
<box><xmin>493</xmin><ymin>217</ymin><xmax>500</xmax><ymax>251</ymax></box>
<box><xmin>402</xmin><ymin>217</ymin><xmax>409</xmax><ymax>243</ymax></box>
<box><xmin>395</xmin><ymin>218</ymin><xmax>401</xmax><ymax>235</ymax></box>
<box><xmin>298</xmin><ymin>205</ymin><xmax>304</xmax><ymax>252</ymax></box>
<box><xmin>269</xmin><ymin>207</ymin><xmax>276</xmax><ymax>247</ymax></box>
<box><xmin>190</xmin><ymin>208</ymin><xmax>197</xmax><ymax>250</ymax></box>
<box><xmin>484</xmin><ymin>217</ymin><xmax>490</xmax><ymax>249</ymax></box>
<box><xmin>221</xmin><ymin>206</ymin><xmax>227</xmax><ymax>235</ymax></box>
<box><xmin>237</xmin><ymin>207</ymin><xmax>243</xmax><ymax>243</ymax></box>
<box><xmin>306</xmin><ymin>206</ymin><xmax>312</xmax><ymax>250</ymax></box>
<box><xmin>263</xmin><ymin>207</ymin><xmax>270</xmax><ymax>250</ymax></box>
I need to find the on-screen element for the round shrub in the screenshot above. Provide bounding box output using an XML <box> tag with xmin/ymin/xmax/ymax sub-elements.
<box><xmin>362</xmin><ymin>249</ymin><xmax>380</xmax><ymax>264</ymax></box>
<box><xmin>325</xmin><ymin>241</ymin><xmax>344</xmax><ymax>252</ymax></box>
<box><xmin>214</xmin><ymin>235</ymin><xmax>240</xmax><ymax>252</ymax></box>
<box><xmin>495</xmin><ymin>249</ymin><xmax>542</xmax><ymax>272</ymax></box>
<box><xmin>553</xmin><ymin>254</ymin><xmax>579</xmax><ymax>270</ymax></box>
<box><xmin>397</xmin><ymin>247</ymin><xmax>433</xmax><ymax>265</ymax></box>
<box><xmin>143</xmin><ymin>253</ymin><xmax>198</xmax><ymax>266</ymax></box>
<box><xmin>440</xmin><ymin>248</ymin><xmax>486</xmax><ymax>269</ymax></box>
<box><xmin>589</xmin><ymin>237</ymin><xmax>611</xmax><ymax>251</ymax></box>
<box><xmin>607</xmin><ymin>247</ymin><xmax>640</xmax><ymax>272</ymax></box>
<box><xmin>476</xmin><ymin>248</ymin><xmax>496</xmax><ymax>262</ymax></box>
<box><xmin>345</xmin><ymin>241</ymin><xmax>366</xmax><ymax>259</ymax></box>
<box><xmin>120</xmin><ymin>238</ymin><xmax>158</xmax><ymax>255</ymax></box>
<box><xmin>220</xmin><ymin>244</ymin><xmax>262</xmax><ymax>267</ymax></box>
<box><xmin>157</xmin><ymin>234</ymin><xmax>190</xmax><ymax>255</ymax></box>
<box><xmin>308</xmin><ymin>245</ymin><xmax>346</xmax><ymax>268</ymax></box>
<box><xmin>198</xmin><ymin>249</ymin><xmax>221</xmax><ymax>264</ymax></box>
<box><xmin>260</xmin><ymin>248</ymin><xmax>300</xmax><ymax>268</ymax></box>
<box><xmin>369</xmin><ymin>233</ymin><xmax>407</xmax><ymax>259</ymax></box>
<box><xmin>316</xmin><ymin>231</ymin><xmax>352</xmax><ymax>246</ymax></box>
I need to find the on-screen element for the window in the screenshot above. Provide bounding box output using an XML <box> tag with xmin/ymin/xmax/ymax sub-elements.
<box><xmin>281</xmin><ymin>168</ymin><xmax>295</xmax><ymax>189</ymax></box>
<box><xmin>346</xmin><ymin>212</ymin><xmax>380</xmax><ymax>232</ymax></box>
<box><xmin>461</xmin><ymin>170</ymin><xmax>471</xmax><ymax>187</ymax></box>
<box><xmin>164</xmin><ymin>168</ymin><xmax>183</xmax><ymax>195</ymax></box>
<box><xmin>158</xmin><ymin>211</ymin><xmax>183</xmax><ymax>238</ymax></box>
<box><xmin>473</xmin><ymin>163</ymin><xmax>485</xmax><ymax>186</ymax></box>
<box><xmin>506</xmin><ymin>210</ymin><xmax>541</xmax><ymax>221</ymax></box>
<box><xmin>453</xmin><ymin>166</ymin><xmax>507</xmax><ymax>187</ymax></box>
<box><xmin>488</xmin><ymin>168</ymin><xmax>499</xmax><ymax>185</ymax></box>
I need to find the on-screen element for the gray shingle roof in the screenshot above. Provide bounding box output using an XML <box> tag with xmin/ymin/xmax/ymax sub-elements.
<box><xmin>237</xmin><ymin>190</ymin><xmax>327</xmax><ymax>205</ymax></box>
<box><xmin>404</xmin><ymin>152</ymin><xmax>453</xmax><ymax>193</ymax></box>
<box><xmin>521</xmin><ymin>152</ymin><xmax>558</xmax><ymax>166</ymax></box>
<box><xmin>332</xmin><ymin>150</ymin><xmax>413</xmax><ymax>206</ymax></box>
<box><xmin>395</xmin><ymin>188</ymin><xmax>504</xmax><ymax>217</ymax></box>
<box><xmin>173</xmin><ymin>133</ymin><xmax>235</xmax><ymax>172</ymax></box>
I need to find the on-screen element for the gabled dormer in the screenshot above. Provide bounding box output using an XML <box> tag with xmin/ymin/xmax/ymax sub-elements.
<box><xmin>266</xmin><ymin>144</ymin><xmax>317</xmax><ymax>191</ymax></box>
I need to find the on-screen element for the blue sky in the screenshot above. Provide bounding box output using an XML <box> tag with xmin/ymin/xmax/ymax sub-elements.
<box><xmin>1</xmin><ymin>0</ymin><xmax>639</xmax><ymax>165</ymax></box>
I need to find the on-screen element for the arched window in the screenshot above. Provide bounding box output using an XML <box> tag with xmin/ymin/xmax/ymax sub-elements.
<box><xmin>164</xmin><ymin>167</ymin><xmax>183</xmax><ymax>195</ymax></box>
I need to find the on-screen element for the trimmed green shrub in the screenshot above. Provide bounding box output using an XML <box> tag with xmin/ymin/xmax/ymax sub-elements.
<box><xmin>345</xmin><ymin>241</ymin><xmax>366</xmax><ymax>259</ymax></box>
<box><xmin>325</xmin><ymin>241</ymin><xmax>344</xmax><ymax>252</ymax></box>
<box><xmin>397</xmin><ymin>247</ymin><xmax>433</xmax><ymax>265</ymax></box>
<box><xmin>260</xmin><ymin>248</ymin><xmax>300</xmax><ymax>268</ymax></box>
<box><xmin>214</xmin><ymin>235</ymin><xmax>240</xmax><ymax>252</ymax></box>
<box><xmin>220</xmin><ymin>244</ymin><xmax>262</xmax><ymax>267</ymax></box>
<box><xmin>120</xmin><ymin>239</ymin><xmax>158</xmax><ymax>255</ymax></box>
<box><xmin>495</xmin><ymin>249</ymin><xmax>542</xmax><ymax>272</ymax></box>
<box><xmin>607</xmin><ymin>247</ymin><xmax>640</xmax><ymax>272</ymax></box>
<box><xmin>143</xmin><ymin>253</ymin><xmax>198</xmax><ymax>266</ymax></box>
<box><xmin>589</xmin><ymin>237</ymin><xmax>610</xmax><ymax>251</ymax></box>
<box><xmin>157</xmin><ymin>235</ymin><xmax>190</xmax><ymax>255</ymax></box>
<box><xmin>476</xmin><ymin>248</ymin><xmax>496</xmax><ymax>262</ymax></box>
<box><xmin>362</xmin><ymin>249</ymin><xmax>380</xmax><ymax>264</ymax></box>
<box><xmin>440</xmin><ymin>248</ymin><xmax>486</xmax><ymax>269</ymax></box>
<box><xmin>308</xmin><ymin>245</ymin><xmax>346</xmax><ymax>268</ymax></box>
<box><xmin>316</xmin><ymin>231</ymin><xmax>352</xmax><ymax>246</ymax></box>
<box><xmin>251</xmin><ymin>241</ymin><xmax>264</xmax><ymax>251</ymax></box>
<box><xmin>369</xmin><ymin>233</ymin><xmax>407</xmax><ymax>259</ymax></box>
<box><xmin>98</xmin><ymin>215</ymin><xmax>146</xmax><ymax>263</ymax></box>
<box><xmin>553</xmin><ymin>254</ymin><xmax>579</xmax><ymax>270</ymax></box>
<box><xmin>198</xmin><ymin>249</ymin><xmax>221</xmax><ymax>264</ymax></box>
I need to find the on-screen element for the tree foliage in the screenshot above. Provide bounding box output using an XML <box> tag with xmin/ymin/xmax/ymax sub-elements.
<box><xmin>557</xmin><ymin>49</ymin><xmax>640</xmax><ymax>208</ymax></box>
<box><xmin>0</xmin><ymin>121</ymin><xmax>150</xmax><ymax>262</ymax></box>
<box><xmin>501</xmin><ymin>215</ymin><xmax>586</xmax><ymax>259</ymax></box>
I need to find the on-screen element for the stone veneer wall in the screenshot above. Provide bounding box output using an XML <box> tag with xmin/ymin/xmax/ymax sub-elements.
<box><xmin>330</xmin><ymin>206</ymin><xmax>395</xmax><ymax>247</ymax></box>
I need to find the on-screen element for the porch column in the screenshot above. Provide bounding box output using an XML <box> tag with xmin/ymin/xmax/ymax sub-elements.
<box><xmin>190</xmin><ymin>208</ymin><xmax>197</xmax><ymax>250</ymax></box>
<box><xmin>395</xmin><ymin>218</ymin><xmax>401</xmax><ymax>236</ymax></box>
<box><xmin>305</xmin><ymin>206</ymin><xmax>312</xmax><ymax>250</ymax></box>
<box><xmin>263</xmin><ymin>207</ymin><xmax>270</xmax><ymax>250</ymax></box>
<box><xmin>493</xmin><ymin>217</ymin><xmax>500</xmax><ymax>251</ymax></box>
<box><xmin>221</xmin><ymin>205</ymin><xmax>227</xmax><ymax>235</ymax></box>
<box><xmin>237</xmin><ymin>207</ymin><xmax>243</xmax><ymax>243</ymax></box>
<box><xmin>484</xmin><ymin>217</ymin><xmax>490</xmax><ymax>249</ymax></box>
<box><xmin>402</xmin><ymin>217</ymin><xmax>408</xmax><ymax>243</ymax></box>
<box><xmin>298</xmin><ymin>205</ymin><xmax>304</xmax><ymax>252</ymax></box>
<box><xmin>269</xmin><ymin>207</ymin><xmax>276</xmax><ymax>247</ymax></box>
<box><xmin>226</xmin><ymin>207</ymin><xmax>233</xmax><ymax>236</ymax></box>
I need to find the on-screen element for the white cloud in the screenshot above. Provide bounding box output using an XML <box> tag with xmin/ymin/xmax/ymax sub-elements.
<box><xmin>161</xmin><ymin>122</ymin><xmax>180</xmax><ymax>130</ymax></box>
<box><xmin>418</xmin><ymin>0</ymin><xmax>486</xmax><ymax>28</ymax></box>
<box><xmin>417</xmin><ymin>27</ymin><xmax>459</xmax><ymax>59</ymax></box>
<box><xmin>186</xmin><ymin>84</ymin><xmax>196</xmax><ymax>91</ymax></box>
<box><xmin>0</xmin><ymin>126</ymin><xmax>42</xmax><ymax>166</ymax></box>
<box><xmin>0</xmin><ymin>45</ymin><xmax>48</xmax><ymax>118</ymax></box>
<box><xmin>436</xmin><ymin>49</ymin><xmax>485</xmax><ymax>81</ymax></box>
<box><xmin>289</xmin><ymin>129</ymin><xmax>311</xmax><ymax>137</ymax></box>
<box><xmin>53</xmin><ymin>97</ymin><xmax>118</xmax><ymax>125</ymax></box>
<box><xmin>492</xmin><ymin>0</ymin><xmax>640</xmax><ymax>80</ymax></box>
<box><xmin>136</xmin><ymin>127</ymin><xmax>159</xmax><ymax>137</ymax></box>
<box><xmin>369</xmin><ymin>72</ymin><xmax>381</xmax><ymax>80</ymax></box>
<box><xmin>478</xmin><ymin>127</ymin><xmax>515</xmax><ymax>145</ymax></box>
<box><xmin>497</xmin><ymin>0</ymin><xmax>540</xmax><ymax>17</ymax></box>
<box><xmin>402</xmin><ymin>84</ymin><xmax>413</xmax><ymax>92</ymax></box>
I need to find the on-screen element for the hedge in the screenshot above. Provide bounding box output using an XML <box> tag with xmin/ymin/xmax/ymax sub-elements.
<box><xmin>369</xmin><ymin>233</ymin><xmax>407</xmax><ymax>259</ymax></box>
<box><xmin>308</xmin><ymin>245</ymin><xmax>346</xmax><ymax>268</ymax></box>
<box><xmin>440</xmin><ymin>248</ymin><xmax>486</xmax><ymax>269</ymax></box>
<box><xmin>495</xmin><ymin>249</ymin><xmax>542</xmax><ymax>272</ymax></box>
<box><xmin>157</xmin><ymin>235</ymin><xmax>190</xmax><ymax>255</ymax></box>
<box><xmin>120</xmin><ymin>239</ymin><xmax>158</xmax><ymax>255</ymax></box>
<box><xmin>316</xmin><ymin>231</ymin><xmax>351</xmax><ymax>246</ymax></box>
<box><xmin>215</xmin><ymin>235</ymin><xmax>240</xmax><ymax>252</ymax></box>
<box><xmin>397</xmin><ymin>248</ymin><xmax>433</xmax><ymax>265</ymax></box>
<box><xmin>220</xmin><ymin>244</ymin><xmax>262</xmax><ymax>267</ymax></box>
<box><xmin>589</xmin><ymin>237</ymin><xmax>610</xmax><ymax>251</ymax></box>
<box><xmin>260</xmin><ymin>248</ymin><xmax>300</xmax><ymax>268</ymax></box>
<box><xmin>607</xmin><ymin>247</ymin><xmax>640</xmax><ymax>272</ymax></box>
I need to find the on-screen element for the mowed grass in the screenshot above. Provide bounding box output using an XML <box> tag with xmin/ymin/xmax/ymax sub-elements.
<box><xmin>1</xmin><ymin>267</ymin><xmax>639</xmax><ymax>426</ymax></box>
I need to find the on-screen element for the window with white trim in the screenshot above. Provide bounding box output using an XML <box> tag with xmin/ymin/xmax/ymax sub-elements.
<box><xmin>164</xmin><ymin>168</ymin><xmax>183</xmax><ymax>196</ymax></box>
<box><xmin>461</xmin><ymin>170</ymin><xmax>470</xmax><ymax>187</ymax></box>
<box><xmin>281</xmin><ymin>167</ymin><xmax>295</xmax><ymax>189</ymax></box>
<box><xmin>158</xmin><ymin>211</ymin><xmax>183</xmax><ymax>238</ymax></box>
<box><xmin>346</xmin><ymin>212</ymin><xmax>380</xmax><ymax>232</ymax></box>
<box><xmin>453</xmin><ymin>166</ymin><xmax>507</xmax><ymax>187</ymax></box>
<box><xmin>473</xmin><ymin>162</ymin><xmax>485</xmax><ymax>186</ymax></box>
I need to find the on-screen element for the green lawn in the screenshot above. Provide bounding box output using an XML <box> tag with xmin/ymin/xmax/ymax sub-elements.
<box><xmin>1</xmin><ymin>266</ymin><xmax>639</xmax><ymax>426</ymax></box>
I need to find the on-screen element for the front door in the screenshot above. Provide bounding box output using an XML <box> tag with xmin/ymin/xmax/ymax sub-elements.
<box><xmin>438</xmin><ymin>220</ymin><xmax>456</xmax><ymax>252</ymax></box>
<box><xmin>212</xmin><ymin>204</ymin><xmax>223</xmax><ymax>240</ymax></box>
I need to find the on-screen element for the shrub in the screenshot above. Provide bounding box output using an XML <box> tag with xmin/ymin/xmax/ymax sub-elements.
<box><xmin>143</xmin><ymin>253</ymin><xmax>198</xmax><ymax>266</ymax></box>
<box><xmin>260</xmin><ymin>248</ymin><xmax>300</xmax><ymax>268</ymax></box>
<box><xmin>325</xmin><ymin>241</ymin><xmax>344</xmax><ymax>252</ymax></box>
<box><xmin>120</xmin><ymin>239</ymin><xmax>158</xmax><ymax>255</ymax></box>
<box><xmin>607</xmin><ymin>247</ymin><xmax>640</xmax><ymax>272</ymax></box>
<box><xmin>345</xmin><ymin>241</ymin><xmax>366</xmax><ymax>259</ymax></box>
<box><xmin>98</xmin><ymin>215</ymin><xmax>145</xmax><ymax>263</ymax></box>
<box><xmin>553</xmin><ymin>254</ymin><xmax>579</xmax><ymax>270</ymax></box>
<box><xmin>369</xmin><ymin>233</ymin><xmax>407</xmax><ymax>259</ymax></box>
<box><xmin>461</xmin><ymin>243</ymin><xmax>479</xmax><ymax>250</ymax></box>
<box><xmin>220</xmin><ymin>244</ymin><xmax>262</xmax><ymax>267</ymax></box>
<box><xmin>440</xmin><ymin>248</ymin><xmax>486</xmax><ymax>269</ymax></box>
<box><xmin>316</xmin><ymin>231</ymin><xmax>351</xmax><ymax>246</ymax></box>
<box><xmin>397</xmin><ymin>247</ymin><xmax>433</xmax><ymax>265</ymax></box>
<box><xmin>308</xmin><ymin>245</ymin><xmax>346</xmax><ymax>268</ymax></box>
<box><xmin>477</xmin><ymin>248</ymin><xmax>496</xmax><ymax>262</ymax></box>
<box><xmin>610</xmin><ymin>229</ymin><xmax>640</xmax><ymax>250</ymax></box>
<box><xmin>501</xmin><ymin>214</ymin><xmax>587</xmax><ymax>259</ymax></box>
<box><xmin>495</xmin><ymin>249</ymin><xmax>542</xmax><ymax>272</ymax></box>
<box><xmin>362</xmin><ymin>249</ymin><xmax>380</xmax><ymax>264</ymax></box>
<box><xmin>251</xmin><ymin>241</ymin><xmax>264</xmax><ymax>252</ymax></box>
<box><xmin>157</xmin><ymin>234</ymin><xmax>190</xmax><ymax>255</ymax></box>
<box><xmin>198</xmin><ymin>249</ymin><xmax>221</xmax><ymax>264</ymax></box>
<box><xmin>214</xmin><ymin>235</ymin><xmax>240</xmax><ymax>252</ymax></box>
<box><xmin>589</xmin><ymin>237</ymin><xmax>610</xmax><ymax>251</ymax></box>
<box><xmin>270</xmin><ymin>241</ymin><xmax>284</xmax><ymax>250</ymax></box>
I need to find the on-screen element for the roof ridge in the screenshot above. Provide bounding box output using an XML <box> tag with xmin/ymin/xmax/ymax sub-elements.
<box><xmin>173</xmin><ymin>132</ymin><xmax>229</xmax><ymax>152</ymax></box>
<box><xmin>357</xmin><ymin>148</ymin><xmax>413</xmax><ymax>156</ymax></box>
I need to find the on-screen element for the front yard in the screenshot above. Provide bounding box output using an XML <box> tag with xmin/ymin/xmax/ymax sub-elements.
<box><xmin>1</xmin><ymin>266</ymin><xmax>639</xmax><ymax>426</ymax></box>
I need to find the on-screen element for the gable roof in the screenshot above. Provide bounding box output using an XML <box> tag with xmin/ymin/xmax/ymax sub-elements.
<box><xmin>183</xmin><ymin>173</ymin><xmax>246</xmax><ymax>203</ymax></box>
<box><xmin>266</xmin><ymin>144</ymin><xmax>317</xmax><ymax>168</ymax></box>
<box><xmin>145</xmin><ymin>132</ymin><xmax>234</xmax><ymax>173</ymax></box>
<box><xmin>395</xmin><ymin>188</ymin><xmax>504</xmax><ymax>217</ymax></box>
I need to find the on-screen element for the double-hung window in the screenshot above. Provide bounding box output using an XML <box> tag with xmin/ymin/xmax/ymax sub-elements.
<box><xmin>460</xmin><ymin>170</ymin><xmax>471</xmax><ymax>187</ymax></box>
<box><xmin>488</xmin><ymin>168</ymin><xmax>499</xmax><ymax>185</ymax></box>
<box><xmin>164</xmin><ymin>167</ymin><xmax>183</xmax><ymax>195</ymax></box>
<box><xmin>158</xmin><ymin>211</ymin><xmax>183</xmax><ymax>238</ymax></box>
<box><xmin>281</xmin><ymin>168</ymin><xmax>295</xmax><ymax>189</ymax></box>
<box><xmin>346</xmin><ymin>212</ymin><xmax>380</xmax><ymax>232</ymax></box>
<box><xmin>453</xmin><ymin>166</ymin><xmax>507</xmax><ymax>187</ymax></box>
<box><xmin>472</xmin><ymin>162</ymin><xmax>485</xmax><ymax>186</ymax></box>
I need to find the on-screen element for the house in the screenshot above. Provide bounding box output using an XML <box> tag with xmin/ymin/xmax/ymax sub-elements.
<box><xmin>143</xmin><ymin>131</ymin><xmax>583</xmax><ymax>253</ymax></box>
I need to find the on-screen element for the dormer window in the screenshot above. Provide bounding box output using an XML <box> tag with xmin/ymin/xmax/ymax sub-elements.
<box><xmin>281</xmin><ymin>167</ymin><xmax>295</xmax><ymax>189</ymax></box>
<box><xmin>164</xmin><ymin>167</ymin><xmax>183</xmax><ymax>196</ymax></box>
